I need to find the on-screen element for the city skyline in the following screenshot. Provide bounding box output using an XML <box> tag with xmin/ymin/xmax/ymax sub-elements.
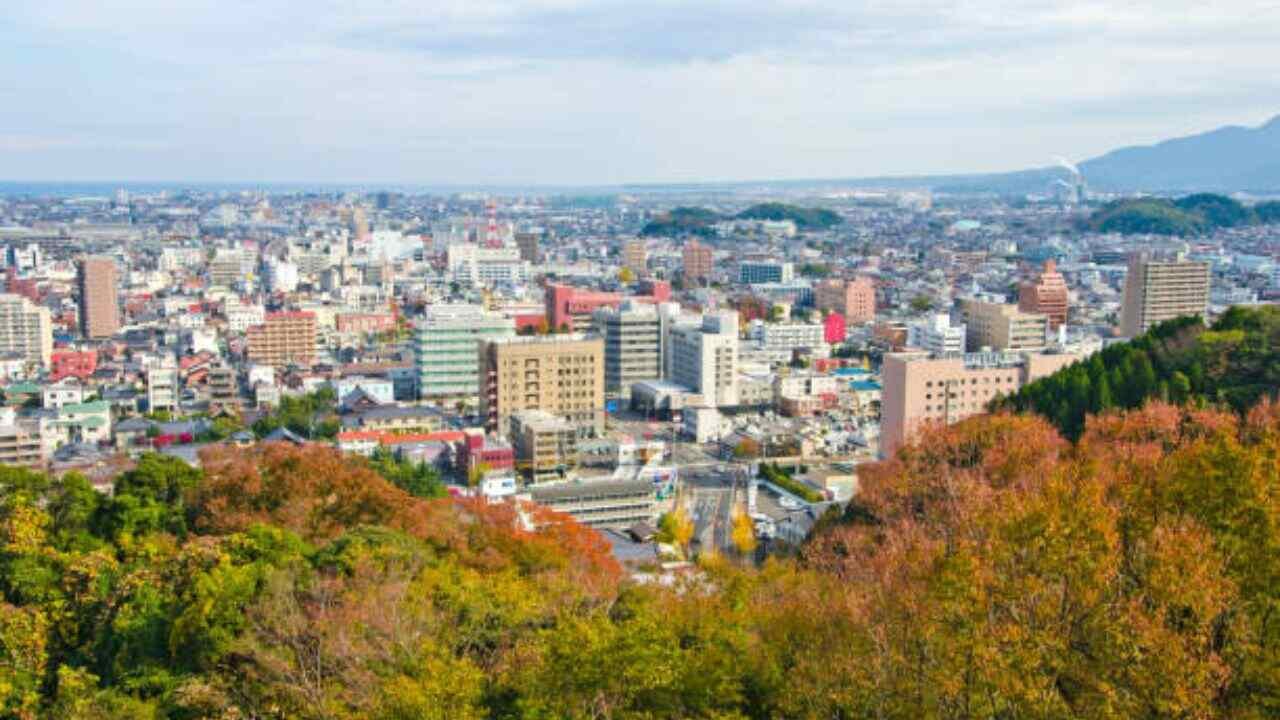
<box><xmin>3</xmin><ymin>1</ymin><xmax>1278</xmax><ymax>185</ymax></box>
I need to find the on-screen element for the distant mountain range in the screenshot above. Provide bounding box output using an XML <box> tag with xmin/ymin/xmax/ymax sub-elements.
<box><xmin>829</xmin><ymin>115</ymin><xmax>1280</xmax><ymax>196</ymax></box>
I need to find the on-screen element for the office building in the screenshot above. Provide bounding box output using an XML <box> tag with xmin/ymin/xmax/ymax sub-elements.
<box><xmin>961</xmin><ymin>300</ymin><xmax>1049</xmax><ymax>352</ymax></box>
<box><xmin>670</xmin><ymin>312</ymin><xmax>739</xmax><ymax>407</ymax></box>
<box><xmin>1018</xmin><ymin>260</ymin><xmax>1069</xmax><ymax>329</ymax></box>
<box><xmin>880</xmin><ymin>349</ymin><xmax>1083</xmax><ymax>457</ymax></box>
<box><xmin>739</xmin><ymin>261</ymin><xmax>795</xmax><ymax>285</ymax></box>
<box><xmin>545</xmin><ymin>282</ymin><xmax>671</xmax><ymax>333</ymax></box>
<box><xmin>529</xmin><ymin>478</ymin><xmax>656</xmax><ymax>529</ymax></box>
<box><xmin>682</xmin><ymin>240</ymin><xmax>714</xmax><ymax>284</ymax></box>
<box><xmin>446</xmin><ymin>244</ymin><xmax>528</xmax><ymax>286</ymax></box>
<box><xmin>815</xmin><ymin>276</ymin><xmax>876</xmax><ymax>323</ymax></box>
<box><xmin>415</xmin><ymin>305</ymin><xmax>515</xmax><ymax>400</ymax></box>
<box><xmin>510</xmin><ymin>409</ymin><xmax>580</xmax><ymax>482</ymax></box>
<box><xmin>1120</xmin><ymin>254</ymin><xmax>1212</xmax><ymax>337</ymax></box>
<box><xmin>515</xmin><ymin>231</ymin><xmax>542</xmax><ymax>263</ymax></box>
<box><xmin>479</xmin><ymin>335</ymin><xmax>604</xmax><ymax>435</ymax></box>
<box><xmin>754</xmin><ymin>321</ymin><xmax>826</xmax><ymax>351</ymax></box>
<box><xmin>245</xmin><ymin>311</ymin><xmax>317</xmax><ymax>368</ymax></box>
<box><xmin>622</xmin><ymin>240</ymin><xmax>647</xmax><ymax>275</ymax></box>
<box><xmin>77</xmin><ymin>256</ymin><xmax>119</xmax><ymax>339</ymax></box>
<box><xmin>208</xmin><ymin>249</ymin><xmax>248</xmax><ymax>288</ymax></box>
<box><xmin>0</xmin><ymin>294</ymin><xmax>52</xmax><ymax>367</ymax></box>
<box><xmin>593</xmin><ymin>303</ymin><xmax>662</xmax><ymax>401</ymax></box>
<box><xmin>906</xmin><ymin>314</ymin><xmax>966</xmax><ymax>355</ymax></box>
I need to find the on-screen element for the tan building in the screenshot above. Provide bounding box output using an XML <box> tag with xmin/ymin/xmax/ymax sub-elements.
<box><xmin>0</xmin><ymin>294</ymin><xmax>52</xmax><ymax>367</ymax></box>
<box><xmin>880</xmin><ymin>350</ymin><xmax>1082</xmax><ymax>457</ymax></box>
<box><xmin>961</xmin><ymin>300</ymin><xmax>1049</xmax><ymax>352</ymax></box>
<box><xmin>815</xmin><ymin>276</ymin><xmax>876</xmax><ymax>323</ymax></box>
<box><xmin>1120</xmin><ymin>254</ymin><xmax>1211</xmax><ymax>337</ymax></box>
<box><xmin>1018</xmin><ymin>260</ymin><xmax>1069</xmax><ymax>329</ymax></box>
<box><xmin>622</xmin><ymin>239</ymin><xmax>647</xmax><ymax>276</ymax></box>
<box><xmin>682</xmin><ymin>240</ymin><xmax>713</xmax><ymax>284</ymax></box>
<box><xmin>77</xmin><ymin>256</ymin><xmax>119</xmax><ymax>339</ymax></box>
<box><xmin>479</xmin><ymin>335</ymin><xmax>604</xmax><ymax>435</ymax></box>
<box><xmin>246</xmin><ymin>311</ymin><xmax>317</xmax><ymax>368</ymax></box>
<box><xmin>510</xmin><ymin>409</ymin><xmax>580</xmax><ymax>481</ymax></box>
<box><xmin>515</xmin><ymin>231</ymin><xmax>541</xmax><ymax>264</ymax></box>
<box><xmin>0</xmin><ymin>420</ymin><xmax>47</xmax><ymax>469</ymax></box>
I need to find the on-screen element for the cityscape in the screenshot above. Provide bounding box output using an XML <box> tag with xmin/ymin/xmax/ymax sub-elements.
<box><xmin>3</xmin><ymin>1</ymin><xmax>1280</xmax><ymax>717</ymax></box>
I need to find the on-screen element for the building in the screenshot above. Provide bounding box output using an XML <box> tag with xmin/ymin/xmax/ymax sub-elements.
<box><xmin>415</xmin><ymin>305</ymin><xmax>514</xmax><ymax>400</ymax></box>
<box><xmin>823</xmin><ymin>312</ymin><xmax>846</xmax><ymax>344</ymax></box>
<box><xmin>622</xmin><ymin>240</ymin><xmax>647</xmax><ymax>276</ymax></box>
<box><xmin>682</xmin><ymin>240</ymin><xmax>713</xmax><ymax>284</ymax></box>
<box><xmin>515</xmin><ymin>231</ymin><xmax>542</xmax><ymax>263</ymax></box>
<box><xmin>510</xmin><ymin>409</ymin><xmax>580</xmax><ymax>481</ymax></box>
<box><xmin>754</xmin><ymin>321</ymin><xmax>826</xmax><ymax>351</ymax></box>
<box><xmin>1018</xmin><ymin>260</ymin><xmax>1069</xmax><ymax>329</ymax></box>
<box><xmin>961</xmin><ymin>300</ymin><xmax>1049</xmax><ymax>352</ymax></box>
<box><xmin>446</xmin><ymin>244</ymin><xmax>528</xmax><ymax>286</ymax></box>
<box><xmin>906</xmin><ymin>314</ymin><xmax>966</xmax><ymax>355</ymax></box>
<box><xmin>42</xmin><ymin>379</ymin><xmax>85</xmax><ymax>409</ymax></box>
<box><xmin>0</xmin><ymin>408</ymin><xmax>46</xmax><ymax>468</ymax></box>
<box><xmin>739</xmin><ymin>261</ymin><xmax>795</xmax><ymax>285</ymax></box>
<box><xmin>332</xmin><ymin>376</ymin><xmax>395</xmax><ymax>406</ymax></box>
<box><xmin>880</xmin><ymin>350</ymin><xmax>1082</xmax><ymax>457</ymax></box>
<box><xmin>146</xmin><ymin>364</ymin><xmax>180</xmax><ymax>414</ymax></box>
<box><xmin>208</xmin><ymin>249</ymin><xmax>248</xmax><ymax>288</ymax></box>
<box><xmin>224</xmin><ymin>301</ymin><xmax>266</xmax><ymax>333</ymax></box>
<box><xmin>815</xmin><ymin>276</ymin><xmax>876</xmax><ymax>323</ymax></box>
<box><xmin>245</xmin><ymin>311</ymin><xmax>317</xmax><ymax>368</ymax></box>
<box><xmin>77</xmin><ymin>256</ymin><xmax>119</xmax><ymax>339</ymax></box>
<box><xmin>206</xmin><ymin>365</ymin><xmax>240</xmax><ymax>411</ymax></box>
<box><xmin>593</xmin><ymin>302</ymin><xmax>662</xmax><ymax>401</ymax></box>
<box><xmin>0</xmin><ymin>294</ymin><xmax>52</xmax><ymax>367</ymax></box>
<box><xmin>478</xmin><ymin>335</ymin><xmax>604</xmax><ymax>435</ymax></box>
<box><xmin>1120</xmin><ymin>254</ymin><xmax>1212</xmax><ymax>337</ymax></box>
<box><xmin>545</xmin><ymin>284</ymin><xmax>623</xmax><ymax>333</ymax></box>
<box><xmin>529</xmin><ymin>478</ymin><xmax>656</xmax><ymax>529</ymax></box>
<box><xmin>670</xmin><ymin>312</ymin><xmax>739</xmax><ymax>407</ymax></box>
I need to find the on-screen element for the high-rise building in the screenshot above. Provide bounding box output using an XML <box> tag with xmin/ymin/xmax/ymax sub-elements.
<box><xmin>738</xmin><ymin>261</ymin><xmax>794</xmax><ymax>285</ymax></box>
<box><xmin>1018</xmin><ymin>260</ymin><xmax>1069</xmax><ymax>329</ymax></box>
<box><xmin>479</xmin><ymin>335</ymin><xmax>604</xmax><ymax>436</ymax></box>
<box><xmin>0</xmin><ymin>294</ymin><xmax>52</xmax><ymax>367</ymax></box>
<box><xmin>961</xmin><ymin>300</ymin><xmax>1049</xmax><ymax>352</ymax></box>
<box><xmin>246</xmin><ymin>311</ymin><xmax>317</xmax><ymax>368</ymax></box>
<box><xmin>208</xmin><ymin>249</ymin><xmax>249</xmax><ymax>288</ymax></box>
<box><xmin>77</xmin><ymin>256</ymin><xmax>119</xmax><ymax>339</ymax></box>
<box><xmin>1120</xmin><ymin>254</ymin><xmax>1212</xmax><ymax>337</ymax></box>
<box><xmin>592</xmin><ymin>302</ymin><xmax>662</xmax><ymax>401</ymax></box>
<box><xmin>906</xmin><ymin>314</ymin><xmax>966</xmax><ymax>355</ymax></box>
<box><xmin>815</xmin><ymin>276</ymin><xmax>876</xmax><ymax>323</ymax></box>
<box><xmin>682</xmin><ymin>240</ymin><xmax>713</xmax><ymax>284</ymax></box>
<box><xmin>415</xmin><ymin>305</ymin><xmax>515</xmax><ymax>401</ymax></box>
<box><xmin>446</xmin><ymin>244</ymin><xmax>528</xmax><ymax>287</ymax></box>
<box><xmin>545</xmin><ymin>282</ymin><xmax>673</xmax><ymax>333</ymax></box>
<box><xmin>515</xmin><ymin>231</ymin><xmax>542</xmax><ymax>263</ymax></box>
<box><xmin>622</xmin><ymin>240</ymin><xmax>647</xmax><ymax>276</ymax></box>
<box><xmin>670</xmin><ymin>312</ymin><xmax>739</xmax><ymax>407</ymax></box>
<box><xmin>880</xmin><ymin>349</ymin><xmax>1082</xmax><ymax>457</ymax></box>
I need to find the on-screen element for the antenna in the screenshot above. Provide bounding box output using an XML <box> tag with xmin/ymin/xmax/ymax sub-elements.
<box><xmin>485</xmin><ymin>198</ymin><xmax>501</xmax><ymax>248</ymax></box>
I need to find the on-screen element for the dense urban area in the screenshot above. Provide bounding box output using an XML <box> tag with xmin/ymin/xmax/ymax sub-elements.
<box><xmin>2</xmin><ymin>181</ymin><xmax>1280</xmax><ymax>717</ymax></box>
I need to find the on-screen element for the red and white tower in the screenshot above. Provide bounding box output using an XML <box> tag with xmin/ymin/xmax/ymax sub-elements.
<box><xmin>484</xmin><ymin>198</ymin><xmax>501</xmax><ymax>248</ymax></box>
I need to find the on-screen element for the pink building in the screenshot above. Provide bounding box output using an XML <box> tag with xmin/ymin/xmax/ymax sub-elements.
<box><xmin>815</xmin><ymin>277</ymin><xmax>876</xmax><ymax>324</ymax></box>
<box><xmin>823</xmin><ymin>312</ymin><xmax>847</xmax><ymax>344</ymax></box>
<box><xmin>545</xmin><ymin>281</ymin><xmax>672</xmax><ymax>333</ymax></box>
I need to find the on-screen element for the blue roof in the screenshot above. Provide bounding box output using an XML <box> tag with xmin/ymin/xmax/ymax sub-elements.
<box><xmin>850</xmin><ymin>380</ymin><xmax>881</xmax><ymax>391</ymax></box>
<box><xmin>832</xmin><ymin>367</ymin><xmax>870</xmax><ymax>377</ymax></box>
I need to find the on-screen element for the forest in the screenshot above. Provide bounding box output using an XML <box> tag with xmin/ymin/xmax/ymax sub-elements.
<box><xmin>4</xmin><ymin>342</ymin><xmax>1280</xmax><ymax>716</ymax></box>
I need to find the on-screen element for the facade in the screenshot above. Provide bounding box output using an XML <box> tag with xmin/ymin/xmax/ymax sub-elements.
<box><xmin>1018</xmin><ymin>260</ymin><xmax>1069</xmax><ymax>329</ymax></box>
<box><xmin>245</xmin><ymin>311</ymin><xmax>318</xmax><ymax>368</ymax></box>
<box><xmin>224</xmin><ymin>301</ymin><xmax>266</xmax><ymax>333</ymax></box>
<box><xmin>670</xmin><ymin>312</ymin><xmax>739</xmax><ymax>407</ymax></box>
<box><xmin>880</xmin><ymin>350</ymin><xmax>1082</xmax><ymax>457</ymax></box>
<box><xmin>335</xmin><ymin>312</ymin><xmax>396</xmax><ymax>335</ymax></box>
<box><xmin>510</xmin><ymin>409</ymin><xmax>580</xmax><ymax>481</ymax></box>
<box><xmin>529</xmin><ymin>478</ymin><xmax>656</xmax><ymax>529</ymax></box>
<box><xmin>622</xmin><ymin>240</ymin><xmax>647</xmax><ymax>275</ymax></box>
<box><xmin>414</xmin><ymin>305</ymin><xmax>514</xmax><ymax>400</ymax></box>
<box><xmin>206</xmin><ymin>365</ymin><xmax>240</xmax><ymax>411</ymax></box>
<box><xmin>209</xmin><ymin>250</ymin><xmax>248</xmax><ymax>287</ymax></box>
<box><xmin>906</xmin><ymin>314</ymin><xmax>966</xmax><ymax>355</ymax></box>
<box><xmin>478</xmin><ymin>335</ymin><xmax>605</xmax><ymax>435</ymax></box>
<box><xmin>682</xmin><ymin>240</ymin><xmax>713</xmax><ymax>283</ymax></box>
<box><xmin>515</xmin><ymin>231</ymin><xmax>541</xmax><ymax>263</ymax></box>
<box><xmin>333</xmin><ymin>376</ymin><xmax>395</xmax><ymax>406</ymax></box>
<box><xmin>739</xmin><ymin>261</ymin><xmax>795</xmax><ymax>285</ymax></box>
<box><xmin>77</xmin><ymin>256</ymin><xmax>119</xmax><ymax>339</ymax></box>
<box><xmin>446</xmin><ymin>244</ymin><xmax>528</xmax><ymax>286</ymax></box>
<box><xmin>823</xmin><ymin>312</ymin><xmax>847</xmax><ymax>344</ymax></box>
<box><xmin>545</xmin><ymin>284</ymin><xmax>623</xmax><ymax>333</ymax></box>
<box><xmin>146</xmin><ymin>365</ymin><xmax>180</xmax><ymax>414</ymax></box>
<box><xmin>0</xmin><ymin>294</ymin><xmax>52</xmax><ymax>367</ymax></box>
<box><xmin>1120</xmin><ymin>254</ymin><xmax>1212</xmax><ymax>337</ymax></box>
<box><xmin>961</xmin><ymin>300</ymin><xmax>1049</xmax><ymax>352</ymax></box>
<box><xmin>756</xmin><ymin>321</ymin><xmax>826</xmax><ymax>351</ymax></box>
<box><xmin>815</xmin><ymin>276</ymin><xmax>876</xmax><ymax>323</ymax></box>
<box><xmin>592</xmin><ymin>303</ymin><xmax>662</xmax><ymax>401</ymax></box>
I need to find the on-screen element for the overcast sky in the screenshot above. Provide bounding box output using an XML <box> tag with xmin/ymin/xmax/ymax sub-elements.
<box><xmin>2</xmin><ymin>1</ymin><xmax>1277</xmax><ymax>185</ymax></box>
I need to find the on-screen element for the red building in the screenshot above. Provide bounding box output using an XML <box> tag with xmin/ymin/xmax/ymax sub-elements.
<box><xmin>457</xmin><ymin>430</ymin><xmax>516</xmax><ymax>473</ymax></box>
<box><xmin>51</xmin><ymin>350</ymin><xmax>97</xmax><ymax>382</ymax></box>
<box><xmin>824</xmin><ymin>312</ymin><xmax>847</xmax><ymax>344</ymax></box>
<box><xmin>336</xmin><ymin>312</ymin><xmax>396</xmax><ymax>334</ymax></box>
<box><xmin>545</xmin><ymin>281</ymin><xmax>672</xmax><ymax>332</ymax></box>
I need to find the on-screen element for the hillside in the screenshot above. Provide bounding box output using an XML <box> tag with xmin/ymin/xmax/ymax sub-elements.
<box><xmin>639</xmin><ymin>206</ymin><xmax>721</xmax><ymax>237</ymax></box>
<box><xmin>735</xmin><ymin>202</ymin><xmax>841</xmax><ymax>229</ymax></box>
<box><xmin>1084</xmin><ymin>193</ymin><xmax>1280</xmax><ymax>236</ymax></box>
<box><xmin>994</xmin><ymin>305</ymin><xmax>1280</xmax><ymax>438</ymax></box>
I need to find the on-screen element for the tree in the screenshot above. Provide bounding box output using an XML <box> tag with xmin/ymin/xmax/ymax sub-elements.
<box><xmin>732</xmin><ymin>438</ymin><xmax>761</xmax><ymax>459</ymax></box>
<box><xmin>909</xmin><ymin>295</ymin><xmax>935</xmax><ymax>313</ymax></box>
<box><xmin>657</xmin><ymin>507</ymin><xmax>695</xmax><ymax>553</ymax></box>
<box><xmin>466</xmin><ymin>462</ymin><xmax>491</xmax><ymax>488</ymax></box>
<box><xmin>618</xmin><ymin>267</ymin><xmax>636</xmax><ymax>284</ymax></box>
<box><xmin>730</xmin><ymin>511</ymin><xmax>757</xmax><ymax>558</ymax></box>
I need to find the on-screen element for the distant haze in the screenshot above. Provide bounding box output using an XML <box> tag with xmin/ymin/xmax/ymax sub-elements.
<box><xmin>2</xmin><ymin>1</ymin><xmax>1278</xmax><ymax>185</ymax></box>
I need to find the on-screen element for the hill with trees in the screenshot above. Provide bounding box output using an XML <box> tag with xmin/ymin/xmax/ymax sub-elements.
<box><xmin>735</xmin><ymin>202</ymin><xmax>841</xmax><ymax>229</ymax></box>
<box><xmin>994</xmin><ymin>306</ymin><xmax>1280</xmax><ymax>439</ymax></box>
<box><xmin>639</xmin><ymin>206</ymin><xmax>721</xmax><ymax>237</ymax></box>
<box><xmin>1084</xmin><ymin>193</ymin><xmax>1280</xmax><ymax>236</ymax></box>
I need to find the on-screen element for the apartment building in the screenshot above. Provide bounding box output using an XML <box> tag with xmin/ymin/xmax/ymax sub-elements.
<box><xmin>815</xmin><ymin>276</ymin><xmax>877</xmax><ymax>323</ymax></box>
<box><xmin>77</xmin><ymin>256</ymin><xmax>119</xmax><ymax>339</ymax></box>
<box><xmin>961</xmin><ymin>300</ymin><xmax>1049</xmax><ymax>352</ymax></box>
<box><xmin>739</xmin><ymin>261</ymin><xmax>794</xmax><ymax>285</ymax></box>
<box><xmin>1120</xmin><ymin>254</ymin><xmax>1212</xmax><ymax>337</ymax></box>
<box><xmin>146</xmin><ymin>364</ymin><xmax>180</xmax><ymax>414</ymax></box>
<box><xmin>682</xmin><ymin>240</ymin><xmax>714</xmax><ymax>283</ymax></box>
<box><xmin>622</xmin><ymin>239</ymin><xmax>647</xmax><ymax>275</ymax></box>
<box><xmin>880</xmin><ymin>349</ymin><xmax>1081</xmax><ymax>457</ymax></box>
<box><xmin>906</xmin><ymin>314</ymin><xmax>966</xmax><ymax>355</ymax></box>
<box><xmin>515</xmin><ymin>231</ymin><xmax>542</xmax><ymax>263</ymax></box>
<box><xmin>446</xmin><ymin>244</ymin><xmax>528</xmax><ymax>286</ymax></box>
<box><xmin>1018</xmin><ymin>260</ymin><xmax>1069</xmax><ymax>329</ymax></box>
<box><xmin>593</xmin><ymin>302</ymin><xmax>662</xmax><ymax>401</ymax></box>
<box><xmin>529</xmin><ymin>478</ymin><xmax>656</xmax><ymax>529</ymax></box>
<box><xmin>245</xmin><ymin>311</ymin><xmax>317</xmax><ymax>368</ymax></box>
<box><xmin>510</xmin><ymin>409</ymin><xmax>580</xmax><ymax>482</ymax></box>
<box><xmin>415</xmin><ymin>305</ymin><xmax>514</xmax><ymax>400</ymax></box>
<box><xmin>478</xmin><ymin>335</ymin><xmax>604</xmax><ymax>436</ymax></box>
<box><xmin>670</xmin><ymin>312</ymin><xmax>739</xmax><ymax>407</ymax></box>
<box><xmin>0</xmin><ymin>294</ymin><xmax>52</xmax><ymax>367</ymax></box>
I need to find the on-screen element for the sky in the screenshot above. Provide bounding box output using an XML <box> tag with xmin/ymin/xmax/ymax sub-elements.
<box><xmin>2</xmin><ymin>1</ymin><xmax>1277</xmax><ymax>186</ymax></box>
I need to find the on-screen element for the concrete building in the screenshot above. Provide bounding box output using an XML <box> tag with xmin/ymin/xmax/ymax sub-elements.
<box><xmin>0</xmin><ymin>294</ymin><xmax>52</xmax><ymax>367</ymax></box>
<box><xmin>208</xmin><ymin>249</ymin><xmax>248</xmax><ymax>288</ymax></box>
<box><xmin>224</xmin><ymin>301</ymin><xmax>266</xmax><ymax>333</ymax></box>
<box><xmin>622</xmin><ymin>239</ymin><xmax>647</xmax><ymax>276</ymax></box>
<box><xmin>880</xmin><ymin>350</ymin><xmax>1082</xmax><ymax>457</ymax></box>
<box><xmin>544</xmin><ymin>282</ymin><xmax>671</xmax><ymax>333</ymax></box>
<box><xmin>906</xmin><ymin>314</ymin><xmax>966</xmax><ymax>355</ymax></box>
<box><xmin>510</xmin><ymin>409</ymin><xmax>579</xmax><ymax>482</ymax></box>
<box><xmin>593</xmin><ymin>302</ymin><xmax>662</xmax><ymax>401</ymax></box>
<box><xmin>961</xmin><ymin>300</ymin><xmax>1049</xmax><ymax>352</ymax></box>
<box><xmin>0</xmin><ymin>408</ymin><xmax>47</xmax><ymax>468</ymax></box>
<box><xmin>515</xmin><ymin>231</ymin><xmax>541</xmax><ymax>263</ymax></box>
<box><xmin>670</xmin><ymin>312</ymin><xmax>739</xmax><ymax>407</ymax></box>
<box><xmin>414</xmin><ymin>305</ymin><xmax>514</xmax><ymax>400</ymax></box>
<box><xmin>1018</xmin><ymin>260</ymin><xmax>1069</xmax><ymax>329</ymax></box>
<box><xmin>206</xmin><ymin>365</ymin><xmax>240</xmax><ymax>411</ymax></box>
<box><xmin>77</xmin><ymin>256</ymin><xmax>119</xmax><ymax>339</ymax></box>
<box><xmin>479</xmin><ymin>335</ymin><xmax>604</xmax><ymax>436</ymax></box>
<box><xmin>1120</xmin><ymin>254</ymin><xmax>1212</xmax><ymax>337</ymax></box>
<box><xmin>754</xmin><ymin>321</ymin><xmax>826</xmax><ymax>352</ymax></box>
<box><xmin>245</xmin><ymin>311</ymin><xmax>317</xmax><ymax>368</ymax></box>
<box><xmin>447</xmin><ymin>244</ymin><xmax>528</xmax><ymax>286</ymax></box>
<box><xmin>529</xmin><ymin>478</ymin><xmax>656</xmax><ymax>529</ymax></box>
<box><xmin>815</xmin><ymin>276</ymin><xmax>876</xmax><ymax>323</ymax></box>
<box><xmin>146</xmin><ymin>364</ymin><xmax>180</xmax><ymax>414</ymax></box>
<box><xmin>739</xmin><ymin>261</ymin><xmax>795</xmax><ymax>285</ymax></box>
<box><xmin>682</xmin><ymin>240</ymin><xmax>713</xmax><ymax>284</ymax></box>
